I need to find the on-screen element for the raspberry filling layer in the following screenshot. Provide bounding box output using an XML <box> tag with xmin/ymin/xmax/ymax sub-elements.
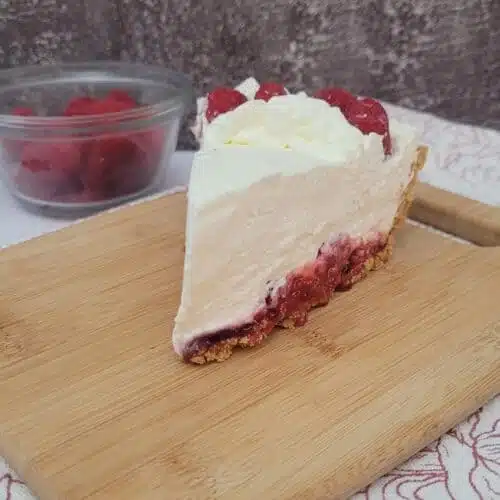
<box><xmin>182</xmin><ymin>233</ymin><xmax>387</xmax><ymax>362</ymax></box>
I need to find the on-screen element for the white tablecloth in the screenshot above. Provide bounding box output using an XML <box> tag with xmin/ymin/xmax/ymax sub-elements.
<box><xmin>1</xmin><ymin>105</ymin><xmax>500</xmax><ymax>499</ymax></box>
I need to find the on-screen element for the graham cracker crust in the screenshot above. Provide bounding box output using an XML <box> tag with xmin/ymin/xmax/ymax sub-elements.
<box><xmin>187</xmin><ymin>146</ymin><xmax>428</xmax><ymax>364</ymax></box>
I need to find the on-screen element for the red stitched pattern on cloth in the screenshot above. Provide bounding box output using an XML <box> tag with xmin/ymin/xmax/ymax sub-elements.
<box><xmin>0</xmin><ymin>472</ymin><xmax>25</xmax><ymax>500</ymax></box>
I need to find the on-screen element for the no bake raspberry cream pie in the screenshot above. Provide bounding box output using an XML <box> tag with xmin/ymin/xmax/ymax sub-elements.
<box><xmin>173</xmin><ymin>77</ymin><xmax>427</xmax><ymax>364</ymax></box>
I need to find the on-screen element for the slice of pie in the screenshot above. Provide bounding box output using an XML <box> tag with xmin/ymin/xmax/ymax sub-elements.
<box><xmin>173</xmin><ymin>78</ymin><xmax>427</xmax><ymax>364</ymax></box>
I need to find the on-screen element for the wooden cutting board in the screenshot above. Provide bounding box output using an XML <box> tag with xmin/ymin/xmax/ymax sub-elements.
<box><xmin>0</xmin><ymin>188</ymin><xmax>499</xmax><ymax>500</ymax></box>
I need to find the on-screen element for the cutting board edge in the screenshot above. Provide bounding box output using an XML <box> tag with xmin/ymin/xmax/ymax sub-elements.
<box><xmin>344</xmin><ymin>378</ymin><xmax>500</xmax><ymax>499</ymax></box>
<box><xmin>0</xmin><ymin>434</ymin><xmax>60</xmax><ymax>500</ymax></box>
<box><xmin>410</xmin><ymin>182</ymin><xmax>500</xmax><ymax>246</ymax></box>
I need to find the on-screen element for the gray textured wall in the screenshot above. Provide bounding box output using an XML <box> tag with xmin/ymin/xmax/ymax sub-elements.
<box><xmin>1</xmin><ymin>0</ymin><xmax>499</xmax><ymax>149</ymax></box>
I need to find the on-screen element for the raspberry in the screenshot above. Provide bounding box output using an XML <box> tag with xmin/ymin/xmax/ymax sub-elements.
<box><xmin>90</xmin><ymin>96</ymin><xmax>136</xmax><ymax>116</ymax></box>
<box><xmin>205</xmin><ymin>87</ymin><xmax>247</xmax><ymax>123</ymax></box>
<box><xmin>314</xmin><ymin>87</ymin><xmax>357</xmax><ymax>112</ymax></box>
<box><xmin>63</xmin><ymin>91</ymin><xmax>145</xmax><ymax>198</ymax></box>
<box><xmin>63</xmin><ymin>97</ymin><xmax>99</xmax><ymax>117</ymax></box>
<box><xmin>11</xmin><ymin>107</ymin><xmax>35</xmax><ymax>117</ymax></box>
<box><xmin>88</xmin><ymin>136</ymin><xmax>153</xmax><ymax>197</ymax></box>
<box><xmin>107</xmin><ymin>90</ymin><xmax>137</xmax><ymax>107</ymax></box>
<box><xmin>21</xmin><ymin>142</ymin><xmax>82</xmax><ymax>175</ymax></box>
<box><xmin>64</xmin><ymin>93</ymin><xmax>136</xmax><ymax>117</ymax></box>
<box><xmin>17</xmin><ymin>142</ymin><xmax>82</xmax><ymax>200</ymax></box>
<box><xmin>133</xmin><ymin>127</ymin><xmax>164</xmax><ymax>167</ymax></box>
<box><xmin>113</xmin><ymin>149</ymin><xmax>155</xmax><ymax>196</ymax></box>
<box><xmin>344</xmin><ymin>97</ymin><xmax>392</xmax><ymax>155</ymax></box>
<box><xmin>255</xmin><ymin>82</ymin><xmax>287</xmax><ymax>101</ymax></box>
<box><xmin>84</xmin><ymin>137</ymin><xmax>139</xmax><ymax>195</ymax></box>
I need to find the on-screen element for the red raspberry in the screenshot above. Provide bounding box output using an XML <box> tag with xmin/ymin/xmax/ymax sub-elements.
<box><xmin>112</xmin><ymin>148</ymin><xmax>155</xmax><ymax>196</ymax></box>
<box><xmin>255</xmin><ymin>82</ymin><xmax>287</xmax><ymax>101</ymax></box>
<box><xmin>17</xmin><ymin>142</ymin><xmax>82</xmax><ymax>200</ymax></box>
<box><xmin>84</xmin><ymin>137</ymin><xmax>139</xmax><ymax>195</ymax></box>
<box><xmin>64</xmin><ymin>91</ymin><xmax>143</xmax><ymax>198</ymax></box>
<box><xmin>90</xmin><ymin>96</ymin><xmax>136</xmax><ymax>116</ymax></box>
<box><xmin>11</xmin><ymin>107</ymin><xmax>35</xmax><ymax>117</ymax></box>
<box><xmin>107</xmin><ymin>90</ymin><xmax>137</xmax><ymax>107</ymax></box>
<box><xmin>205</xmin><ymin>87</ymin><xmax>247</xmax><ymax>122</ymax></box>
<box><xmin>344</xmin><ymin>97</ymin><xmax>392</xmax><ymax>155</ymax></box>
<box><xmin>133</xmin><ymin>127</ymin><xmax>164</xmax><ymax>167</ymax></box>
<box><xmin>21</xmin><ymin>142</ymin><xmax>82</xmax><ymax>175</ymax></box>
<box><xmin>64</xmin><ymin>94</ymin><xmax>137</xmax><ymax>117</ymax></box>
<box><xmin>63</xmin><ymin>97</ymin><xmax>99</xmax><ymax>117</ymax></box>
<box><xmin>314</xmin><ymin>87</ymin><xmax>357</xmax><ymax>112</ymax></box>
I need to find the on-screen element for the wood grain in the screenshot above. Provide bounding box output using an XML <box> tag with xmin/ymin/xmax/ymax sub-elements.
<box><xmin>0</xmin><ymin>193</ymin><xmax>499</xmax><ymax>500</ymax></box>
<box><xmin>410</xmin><ymin>182</ymin><xmax>500</xmax><ymax>246</ymax></box>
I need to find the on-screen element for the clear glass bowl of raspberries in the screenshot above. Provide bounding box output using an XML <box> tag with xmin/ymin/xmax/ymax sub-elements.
<box><xmin>0</xmin><ymin>62</ymin><xmax>193</xmax><ymax>213</ymax></box>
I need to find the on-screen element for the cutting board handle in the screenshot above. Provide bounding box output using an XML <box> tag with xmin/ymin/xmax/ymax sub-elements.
<box><xmin>410</xmin><ymin>182</ymin><xmax>500</xmax><ymax>247</ymax></box>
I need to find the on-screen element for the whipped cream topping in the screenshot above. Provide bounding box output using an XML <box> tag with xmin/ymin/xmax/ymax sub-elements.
<box><xmin>192</xmin><ymin>78</ymin><xmax>390</xmax><ymax>164</ymax></box>
<box><xmin>202</xmin><ymin>94</ymin><xmax>379</xmax><ymax>164</ymax></box>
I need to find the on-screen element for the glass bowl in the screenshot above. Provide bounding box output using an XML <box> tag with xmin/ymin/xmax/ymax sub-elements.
<box><xmin>0</xmin><ymin>62</ymin><xmax>193</xmax><ymax>214</ymax></box>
